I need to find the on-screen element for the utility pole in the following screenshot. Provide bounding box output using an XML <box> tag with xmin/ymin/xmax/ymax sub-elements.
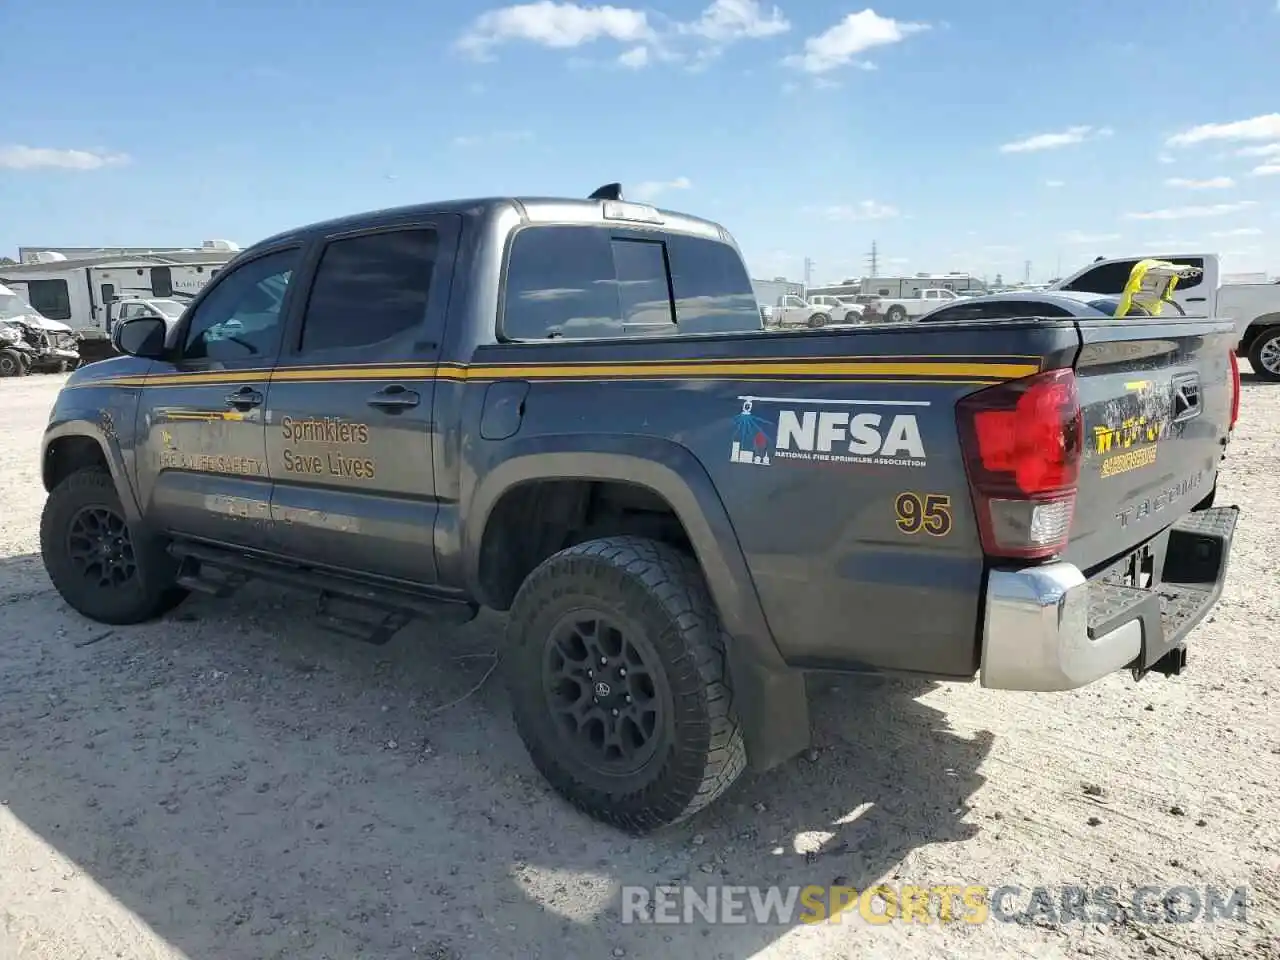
<box><xmin>803</xmin><ymin>257</ymin><xmax>813</xmax><ymax>290</ymax></box>
<box><xmin>865</xmin><ymin>241</ymin><xmax>879</xmax><ymax>278</ymax></box>
<box><xmin>1024</xmin><ymin>260</ymin><xmax>1031</xmax><ymax>284</ymax></box>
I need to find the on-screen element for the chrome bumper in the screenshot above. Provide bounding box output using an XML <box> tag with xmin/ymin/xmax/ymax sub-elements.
<box><xmin>979</xmin><ymin>562</ymin><xmax>1142</xmax><ymax>692</ymax></box>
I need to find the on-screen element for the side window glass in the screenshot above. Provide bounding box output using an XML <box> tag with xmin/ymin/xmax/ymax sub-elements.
<box><xmin>299</xmin><ymin>229</ymin><xmax>439</xmax><ymax>354</ymax></box>
<box><xmin>27</xmin><ymin>278</ymin><xmax>73</xmax><ymax>320</ymax></box>
<box><xmin>611</xmin><ymin>239</ymin><xmax>672</xmax><ymax>327</ymax></box>
<box><xmin>1062</xmin><ymin>260</ymin><xmax>1136</xmax><ymax>294</ymax></box>
<box><xmin>667</xmin><ymin>234</ymin><xmax>762</xmax><ymax>333</ymax></box>
<box><xmin>151</xmin><ymin>266</ymin><xmax>173</xmax><ymax>297</ymax></box>
<box><xmin>1169</xmin><ymin>257</ymin><xmax>1204</xmax><ymax>290</ymax></box>
<box><xmin>183</xmin><ymin>248</ymin><xmax>299</xmax><ymax>362</ymax></box>
<box><xmin>503</xmin><ymin>226</ymin><xmax>641</xmax><ymax>340</ymax></box>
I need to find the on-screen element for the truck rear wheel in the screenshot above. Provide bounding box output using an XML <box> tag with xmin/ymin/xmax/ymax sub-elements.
<box><xmin>1247</xmin><ymin>325</ymin><xmax>1280</xmax><ymax>382</ymax></box>
<box><xmin>502</xmin><ymin>536</ymin><xmax>746</xmax><ymax>833</ymax></box>
<box><xmin>886</xmin><ymin>305</ymin><xmax>908</xmax><ymax>322</ymax></box>
<box><xmin>40</xmin><ymin>469</ymin><xmax>188</xmax><ymax>624</ymax></box>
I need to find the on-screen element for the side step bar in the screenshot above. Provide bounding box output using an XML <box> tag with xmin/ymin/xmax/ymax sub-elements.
<box><xmin>168</xmin><ymin>541</ymin><xmax>479</xmax><ymax>645</ymax></box>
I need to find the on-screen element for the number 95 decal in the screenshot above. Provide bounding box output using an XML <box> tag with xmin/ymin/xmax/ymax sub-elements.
<box><xmin>895</xmin><ymin>492</ymin><xmax>953</xmax><ymax>537</ymax></box>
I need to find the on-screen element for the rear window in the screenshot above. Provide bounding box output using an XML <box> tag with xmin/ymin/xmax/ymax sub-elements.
<box><xmin>502</xmin><ymin>225</ymin><xmax>762</xmax><ymax>340</ymax></box>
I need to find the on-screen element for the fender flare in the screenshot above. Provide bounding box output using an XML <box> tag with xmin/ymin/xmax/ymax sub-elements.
<box><xmin>42</xmin><ymin>418</ymin><xmax>145</xmax><ymax>525</ymax></box>
<box><xmin>463</xmin><ymin>432</ymin><xmax>786</xmax><ymax>672</ymax></box>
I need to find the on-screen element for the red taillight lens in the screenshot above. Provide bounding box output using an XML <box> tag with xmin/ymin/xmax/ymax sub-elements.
<box><xmin>1228</xmin><ymin>349</ymin><xmax>1240</xmax><ymax>431</ymax></box>
<box><xmin>956</xmin><ymin>368</ymin><xmax>1083</xmax><ymax>560</ymax></box>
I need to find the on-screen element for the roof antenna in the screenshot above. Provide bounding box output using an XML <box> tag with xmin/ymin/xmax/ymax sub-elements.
<box><xmin>588</xmin><ymin>182</ymin><xmax>624</xmax><ymax>201</ymax></box>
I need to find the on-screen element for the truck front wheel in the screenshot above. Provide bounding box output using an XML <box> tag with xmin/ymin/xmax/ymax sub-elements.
<box><xmin>40</xmin><ymin>469</ymin><xmax>188</xmax><ymax>624</ymax></box>
<box><xmin>502</xmin><ymin>536</ymin><xmax>747</xmax><ymax>833</ymax></box>
<box><xmin>1247</xmin><ymin>325</ymin><xmax>1280</xmax><ymax>382</ymax></box>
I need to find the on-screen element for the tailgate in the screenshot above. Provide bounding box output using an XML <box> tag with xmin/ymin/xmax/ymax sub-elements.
<box><xmin>1061</xmin><ymin>316</ymin><xmax>1236</xmax><ymax>572</ymax></box>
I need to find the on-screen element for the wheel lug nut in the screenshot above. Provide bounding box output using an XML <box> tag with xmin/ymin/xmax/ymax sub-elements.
<box><xmin>600</xmin><ymin>657</ymin><xmax>607</xmax><ymax>665</ymax></box>
<box><xmin>625</xmin><ymin>696</ymin><xmax>632</xmax><ymax>704</ymax></box>
<box><xmin>587</xmin><ymin>670</ymin><xmax>594</xmax><ymax>678</ymax></box>
<box><xmin>611</xmin><ymin>708</ymin><xmax>619</xmax><ymax>716</ymax></box>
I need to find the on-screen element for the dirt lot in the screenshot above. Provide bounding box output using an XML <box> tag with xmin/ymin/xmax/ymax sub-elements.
<box><xmin>1</xmin><ymin>370</ymin><xmax>1277</xmax><ymax>960</ymax></box>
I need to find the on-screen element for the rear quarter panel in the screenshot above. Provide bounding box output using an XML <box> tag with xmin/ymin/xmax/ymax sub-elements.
<box><xmin>458</xmin><ymin>322</ymin><xmax>1079</xmax><ymax>678</ymax></box>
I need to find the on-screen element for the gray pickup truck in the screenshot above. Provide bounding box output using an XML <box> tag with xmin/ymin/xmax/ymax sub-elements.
<box><xmin>39</xmin><ymin>185</ymin><xmax>1241</xmax><ymax>833</ymax></box>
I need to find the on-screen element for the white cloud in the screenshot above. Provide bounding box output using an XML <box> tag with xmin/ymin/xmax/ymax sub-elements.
<box><xmin>1062</xmin><ymin>230</ymin><xmax>1122</xmax><ymax>244</ymax></box>
<box><xmin>459</xmin><ymin>0</ymin><xmax>789</xmax><ymax>67</ymax></box>
<box><xmin>630</xmin><ymin>176</ymin><xmax>692</xmax><ymax>201</ymax></box>
<box><xmin>1166</xmin><ymin>113</ymin><xmax>1280</xmax><ymax>147</ymax></box>
<box><xmin>1236</xmin><ymin>142</ymin><xmax>1280</xmax><ymax>158</ymax></box>
<box><xmin>1211</xmin><ymin>227</ymin><xmax>1263</xmax><ymax>238</ymax></box>
<box><xmin>998</xmin><ymin>125</ymin><xmax>1111</xmax><ymax>154</ymax></box>
<box><xmin>1045</xmin><ymin>180</ymin><xmax>1065</xmax><ymax>188</ymax></box>
<box><xmin>1123</xmin><ymin>200</ymin><xmax>1258</xmax><ymax>221</ymax></box>
<box><xmin>1164</xmin><ymin>176</ymin><xmax>1234</xmax><ymax>189</ymax></box>
<box><xmin>805</xmin><ymin>200</ymin><xmax>899</xmax><ymax>221</ymax></box>
<box><xmin>784</xmin><ymin>9</ymin><xmax>929</xmax><ymax>74</ymax></box>
<box><xmin>1157</xmin><ymin>152</ymin><xmax>1176</xmax><ymax>164</ymax></box>
<box><xmin>617</xmin><ymin>45</ymin><xmax>649</xmax><ymax>67</ymax></box>
<box><xmin>679</xmin><ymin>0</ymin><xmax>789</xmax><ymax>42</ymax></box>
<box><xmin>1253</xmin><ymin>163</ymin><xmax>1280</xmax><ymax>177</ymax></box>
<box><xmin>0</xmin><ymin>145</ymin><xmax>130</xmax><ymax>171</ymax></box>
<box><xmin>451</xmin><ymin>130</ymin><xmax>534</xmax><ymax>147</ymax></box>
<box><xmin>457</xmin><ymin>2</ymin><xmax>652</xmax><ymax>58</ymax></box>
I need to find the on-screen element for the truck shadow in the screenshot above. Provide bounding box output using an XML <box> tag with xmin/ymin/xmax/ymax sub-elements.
<box><xmin>0</xmin><ymin>562</ymin><xmax>992</xmax><ymax>959</ymax></box>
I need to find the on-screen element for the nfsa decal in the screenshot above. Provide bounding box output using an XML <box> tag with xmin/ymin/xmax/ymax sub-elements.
<box><xmin>730</xmin><ymin>396</ymin><xmax>928</xmax><ymax>468</ymax></box>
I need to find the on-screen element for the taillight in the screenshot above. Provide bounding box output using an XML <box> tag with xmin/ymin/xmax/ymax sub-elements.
<box><xmin>1228</xmin><ymin>349</ymin><xmax>1240</xmax><ymax>431</ymax></box>
<box><xmin>956</xmin><ymin>368</ymin><xmax>1083</xmax><ymax>560</ymax></box>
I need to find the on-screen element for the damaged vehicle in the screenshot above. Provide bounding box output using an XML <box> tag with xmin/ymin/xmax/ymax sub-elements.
<box><xmin>0</xmin><ymin>282</ymin><xmax>81</xmax><ymax>373</ymax></box>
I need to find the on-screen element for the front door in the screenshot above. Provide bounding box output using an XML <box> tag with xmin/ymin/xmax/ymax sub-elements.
<box><xmin>1060</xmin><ymin>256</ymin><xmax>1212</xmax><ymax>315</ymax></box>
<box><xmin>264</xmin><ymin>219</ymin><xmax>459</xmax><ymax>585</ymax></box>
<box><xmin>133</xmin><ymin>246</ymin><xmax>302</xmax><ymax>549</ymax></box>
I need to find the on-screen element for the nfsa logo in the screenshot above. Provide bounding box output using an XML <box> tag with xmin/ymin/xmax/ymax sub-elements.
<box><xmin>730</xmin><ymin>397</ymin><xmax>928</xmax><ymax>468</ymax></box>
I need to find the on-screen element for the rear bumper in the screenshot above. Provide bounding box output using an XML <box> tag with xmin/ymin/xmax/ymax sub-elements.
<box><xmin>979</xmin><ymin>506</ymin><xmax>1238</xmax><ymax>692</ymax></box>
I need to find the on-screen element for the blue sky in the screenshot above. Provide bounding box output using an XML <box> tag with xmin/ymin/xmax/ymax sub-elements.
<box><xmin>3</xmin><ymin>0</ymin><xmax>1279</xmax><ymax>283</ymax></box>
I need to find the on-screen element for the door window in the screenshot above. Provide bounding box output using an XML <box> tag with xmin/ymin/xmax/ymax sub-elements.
<box><xmin>297</xmin><ymin>229</ymin><xmax>440</xmax><ymax>354</ymax></box>
<box><xmin>183</xmin><ymin>248</ymin><xmax>299</xmax><ymax>361</ymax></box>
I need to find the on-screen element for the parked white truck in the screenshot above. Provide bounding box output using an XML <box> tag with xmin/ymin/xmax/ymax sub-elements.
<box><xmin>769</xmin><ymin>294</ymin><xmax>860</xmax><ymax>328</ymax></box>
<box><xmin>866</xmin><ymin>287</ymin><xmax>963</xmax><ymax>322</ymax></box>
<box><xmin>1048</xmin><ymin>252</ymin><xmax>1280</xmax><ymax>381</ymax></box>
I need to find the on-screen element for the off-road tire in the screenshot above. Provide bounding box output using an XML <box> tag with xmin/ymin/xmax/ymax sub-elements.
<box><xmin>40</xmin><ymin>468</ymin><xmax>188</xmax><ymax>624</ymax></box>
<box><xmin>1247</xmin><ymin>325</ymin><xmax>1280</xmax><ymax>383</ymax></box>
<box><xmin>886</xmin><ymin>305</ymin><xmax>908</xmax><ymax>322</ymax></box>
<box><xmin>807</xmin><ymin>312</ymin><xmax>830</xmax><ymax>328</ymax></box>
<box><xmin>502</xmin><ymin>536</ymin><xmax>747</xmax><ymax>833</ymax></box>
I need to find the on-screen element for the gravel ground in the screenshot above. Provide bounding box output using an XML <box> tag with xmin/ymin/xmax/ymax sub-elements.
<box><xmin>0</xmin><ymin>370</ymin><xmax>1277</xmax><ymax>960</ymax></box>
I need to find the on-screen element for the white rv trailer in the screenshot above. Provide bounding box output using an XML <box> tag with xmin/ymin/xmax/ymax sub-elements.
<box><xmin>0</xmin><ymin>242</ymin><xmax>239</xmax><ymax>341</ymax></box>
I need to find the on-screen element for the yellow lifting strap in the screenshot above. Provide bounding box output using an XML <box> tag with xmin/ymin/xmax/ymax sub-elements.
<box><xmin>1114</xmin><ymin>259</ymin><xmax>1204</xmax><ymax>317</ymax></box>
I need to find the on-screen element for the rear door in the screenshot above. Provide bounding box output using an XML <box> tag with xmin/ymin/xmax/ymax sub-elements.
<box><xmin>263</xmin><ymin>217</ymin><xmax>460</xmax><ymax>586</ymax></box>
<box><xmin>1063</xmin><ymin>316</ymin><xmax>1236</xmax><ymax>572</ymax></box>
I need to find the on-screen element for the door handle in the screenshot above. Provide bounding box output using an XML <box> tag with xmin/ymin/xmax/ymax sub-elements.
<box><xmin>367</xmin><ymin>385</ymin><xmax>420</xmax><ymax>410</ymax></box>
<box><xmin>1186</xmin><ymin>296</ymin><xmax>1206</xmax><ymax>302</ymax></box>
<box><xmin>224</xmin><ymin>387</ymin><xmax>264</xmax><ymax>408</ymax></box>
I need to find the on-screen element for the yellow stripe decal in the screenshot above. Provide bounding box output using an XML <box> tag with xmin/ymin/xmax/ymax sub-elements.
<box><xmin>74</xmin><ymin>355</ymin><xmax>1042</xmax><ymax>388</ymax></box>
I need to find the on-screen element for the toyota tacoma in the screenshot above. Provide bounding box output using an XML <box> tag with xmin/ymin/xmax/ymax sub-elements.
<box><xmin>39</xmin><ymin>185</ymin><xmax>1241</xmax><ymax>833</ymax></box>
